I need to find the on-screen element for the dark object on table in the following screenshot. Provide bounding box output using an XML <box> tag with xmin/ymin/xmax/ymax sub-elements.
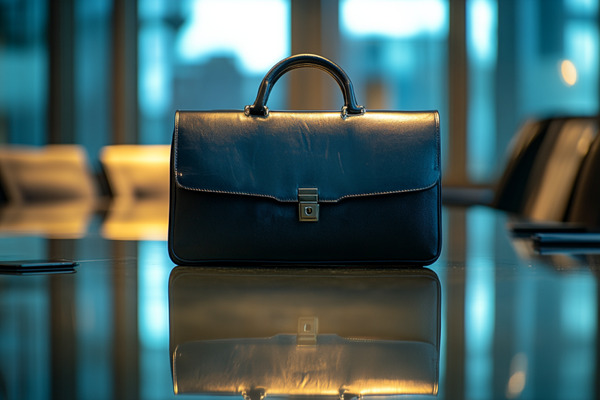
<box><xmin>168</xmin><ymin>54</ymin><xmax>441</xmax><ymax>265</ymax></box>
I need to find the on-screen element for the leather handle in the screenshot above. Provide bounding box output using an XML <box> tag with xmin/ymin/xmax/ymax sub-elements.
<box><xmin>245</xmin><ymin>54</ymin><xmax>365</xmax><ymax>118</ymax></box>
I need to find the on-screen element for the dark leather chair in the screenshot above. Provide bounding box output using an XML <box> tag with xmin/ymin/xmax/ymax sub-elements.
<box><xmin>493</xmin><ymin>118</ymin><xmax>552</xmax><ymax>213</ymax></box>
<box><xmin>567</xmin><ymin>130</ymin><xmax>600</xmax><ymax>227</ymax></box>
<box><xmin>493</xmin><ymin>116</ymin><xmax>598</xmax><ymax>222</ymax></box>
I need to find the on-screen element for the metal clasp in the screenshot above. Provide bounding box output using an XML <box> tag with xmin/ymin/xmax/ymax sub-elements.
<box><xmin>298</xmin><ymin>188</ymin><xmax>319</xmax><ymax>222</ymax></box>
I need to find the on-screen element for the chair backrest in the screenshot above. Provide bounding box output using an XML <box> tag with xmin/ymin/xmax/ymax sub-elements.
<box><xmin>0</xmin><ymin>145</ymin><xmax>97</xmax><ymax>203</ymax></box>
<box><xmin>567</xmin><ymin>130</ymin><xmax>600</xmax><ymax>227</ymax></box>
<box><xmin>99</xmin><ymin>145</ymin><xmax>171</xmax><ymax>199</ymax></box>
<box><xmin>493</xmin><ymin>118</ymin><xmax>552</xmax><ymax>213</ymax></box>
<box><xmin>493</xmin><ymin>116</ymin><xmax>598</xmax><ymax>222</ymax></box>
<box><xmin>521</xmin><ymin>117</ymin><xmax>597</xmax><ymax>221</ymax></box>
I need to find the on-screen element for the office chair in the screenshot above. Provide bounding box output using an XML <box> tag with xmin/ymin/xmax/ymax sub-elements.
<box><xmin>492</xmin><ymin>117</ymin><xmax>552</xmax><ymax>213</ymax></box>
<box><xmin>0</xmin><ymin>145</ymin><xmax>96</xmax><ymax>237</ymax></box>
<box><xmin>567</xmin><ymin>131</ymin><xmax>600</xmax><ymax>227</ymax></box>
<box><xmin>520</xmin><ymin>117</ymin><xmax>597</xmax><ymax>221</ymax></box>
<box><xmin>99</xmin><ymin>145</ymin><xmax>170</xmax><ymax>199</ymax></box>
<box><xmin>99</xmin><ymin>145</ymin><xmax>171</xmax><ymax>240</ymax></box>
<box><xmin>493</xmin><ymin>116</ymin><xmax>597</xmax><ymax>222</ymax></box>
<box><xmin>0</xmin><ymin>145</ymin><xmax>97</xmax><ymax>203</ymax></box>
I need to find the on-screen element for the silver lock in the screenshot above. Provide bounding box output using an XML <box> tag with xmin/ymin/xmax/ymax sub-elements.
<box><xmin>298</xmin><ymin>188</ymin><xmax>319</xmax><ymax>222</ymax></box>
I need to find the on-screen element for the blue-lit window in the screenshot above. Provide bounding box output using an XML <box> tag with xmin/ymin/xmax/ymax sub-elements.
<box><xmin>176</xmin><ymin>0</ymin><xmax>289</xmax><ymax>74</ymax></box>
<box><xmin>341</xmin><ymin>0</ymin><xmax>447</xmax><ymax>39</ymax></box>
<box><xmin>138</xmin><ymin>0</ymin><xmax>290</xmax><ymax>144</ymax></box>
<box><xmin>75</xmin><ymin>0</ymin><xmax>112</xmax><ymax>165</ymax></box>
<box><xmin>490</xmin><ymin>0</ymin><xmax>599</xmax><ymax>183</ymax></box>
<box><xmin>519</xmin><ymin>0</ymin><xmax>598</xmax><ymax>117</ymax></box>
<box><xmin>0</xmin><ymin>0</ymin><xmax>48</xmax><ymax>145</ymax></box>
<box><xmin>467</xmin><ymin>0</ymin><xmax>497</xmax><ymax>183</ymax></box>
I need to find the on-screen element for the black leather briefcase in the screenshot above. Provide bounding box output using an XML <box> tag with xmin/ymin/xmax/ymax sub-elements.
<box><xmin>169</xmin><ymin>266</ymin><xmax>441</xmax><ymax>398</ymax></box>
<box><xmin>168</xmin><ymin>54</ymin><xmax>441</xmax><ymax>265</ymax></box>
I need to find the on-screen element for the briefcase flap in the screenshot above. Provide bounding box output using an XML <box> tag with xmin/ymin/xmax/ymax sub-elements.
<box><xmin>169</xmin><ymin>267</ymin><xmax>441</xmax><ymax>397</ymax></box>
<box><xmin>173</xmin><ymin>110</ymin><xmax>440</xmax><ymax>202</ymax></box>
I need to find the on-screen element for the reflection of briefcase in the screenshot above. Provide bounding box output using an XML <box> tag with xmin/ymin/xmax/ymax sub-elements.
<box><xmin>168</xmin><ymin>54</ymin><xmax>441</xmax><ymax>265</ymax></box>
<box><xmin>168</xmin><ymin>267</ymin><xmax>441</xmax><ymax>398</ymax></box>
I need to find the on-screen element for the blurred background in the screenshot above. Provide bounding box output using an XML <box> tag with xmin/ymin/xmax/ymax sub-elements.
<box><xmin>1</xmin><ymin>2</ymin><xmax>600</xmax><ymax>399</ymax></box>
<box><xmin>1</xmin><ymin>0</ymin><xmax>598</xmax><ymax>188</ymax></box>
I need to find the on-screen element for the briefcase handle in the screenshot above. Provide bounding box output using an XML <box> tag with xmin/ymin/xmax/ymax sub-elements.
<box><xmin>245</xmin><ymin>54</ymin><xmax>365</xmax><ymax>118</ymax></box>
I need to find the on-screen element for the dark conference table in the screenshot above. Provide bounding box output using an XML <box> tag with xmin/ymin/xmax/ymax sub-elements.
<box><xmin>0</xmin><ymin>203</ymin><xmax>598</xmax><ymax>400</ymax></box>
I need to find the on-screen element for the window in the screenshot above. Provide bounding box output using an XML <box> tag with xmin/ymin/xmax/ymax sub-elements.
<box><xmin>138</xmin><ymin>0</ymin><xmax>291</xmax><ymax>144</ymax></box>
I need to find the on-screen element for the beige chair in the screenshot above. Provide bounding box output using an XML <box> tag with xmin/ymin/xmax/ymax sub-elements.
<box><xmin>99</xmin><ymin>145</ymin><xmax>170</xmax><ymax>199</ymax></box>
<box><xmin>99</xmin><ymin>145</ymin><xmax>171</xmax><ymax>240</ymax></box>
<box><xmin>0</xmin><ymin>145</ymin><xmax>97</xmax><ymax>203</ymax></box>
<box><xmin>0</xmin><ymin>145</ymin><xmax>97</xmax><ymax>237</ymax></box>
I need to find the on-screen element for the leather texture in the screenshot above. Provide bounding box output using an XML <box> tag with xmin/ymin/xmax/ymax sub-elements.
<box><xmin>168</xmin><ymin>54</ymin><xmax>441</xmax><ymax>265</ymax></box>
<box><xmin>174</xmin><ymin>111</ymin><xmax>439</xmax><ymax>202</ymax></box>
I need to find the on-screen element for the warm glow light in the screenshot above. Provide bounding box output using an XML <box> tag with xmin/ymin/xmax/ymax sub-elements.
<box><xmin>506</xmin><ymin>353</ymin><xmax>528</xmax><ymax>398</ymax></box>
<box><xmin>576</xmin><ymin>125</ymin><xmax>596</xmax><ymax>155</ymax></box>
<box><xmin>101</xmin><ymin>198</ymin><xmax>169</xmax><ymax>241</ymax></box>
<box><xmin>560</xmin><ymin>59</ymin><xmax>578</xmax><ymax>86</ymax></box>
<box><xmin>0</xmin><ymin>201</ymin><xmax>94</xmax><ymax>239</ymax></box>
<box><xmin>507</xmin><ymin>371</ymin><xmax>526</xmax><ymax>397</ymax></box>
<box><xmin>100</xmin><ymin>145</ymin><xmax>171</xmax><ymax>199</ymax></box>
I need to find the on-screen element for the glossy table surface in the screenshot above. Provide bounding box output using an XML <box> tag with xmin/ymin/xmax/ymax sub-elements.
<box><xmin>0</xmin><ymin>202</ymin><xmax>598</xmax><ymax>400</ymax></box>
